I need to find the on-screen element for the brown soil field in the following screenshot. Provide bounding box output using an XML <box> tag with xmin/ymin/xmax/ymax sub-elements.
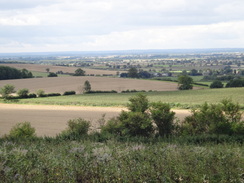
<box><xmin>0</xmin><ymin>103</ymin><xmax>191</xmax><ymax>137</ymax></box>
<box><xmin>0</xmin><ymin>63</ymin><xmax>117</xmax><ymax>75</ymax></box>
<box><xmin>0</xmin><ymin>76</ymin><xmax>181</xmax><ymax>93</ymax></box>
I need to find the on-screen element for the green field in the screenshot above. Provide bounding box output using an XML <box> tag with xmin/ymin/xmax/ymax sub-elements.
<box><xmin>5</xmin><ymin>88</ymin><xmax>244</xmax><ymax>108</ymax></box>
<box><xmin>31</xmin><ymin>71</ymin><xmax>48</xmax><ymax>77</ymax></box>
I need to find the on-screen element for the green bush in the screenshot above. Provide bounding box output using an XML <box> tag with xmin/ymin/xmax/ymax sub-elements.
<box><xmin>36</xmin><ymin>89</ymin><xmax>45</xmax><ymax>97</ymax></box>
<box><xmin>28</xmin><ymin>93</ymin><xmax>37</xmax><ymax>98</ymax></box>
<box><xmin>221</xmin><ymin>98</ymin><xmax>242</xmax><ymax>123</ymax></box>
<box><xmin>63</xmin><ymin>91</ymin><xmax>76</xmax><ymax>95</ymax></box>
<box><xmin>101</xmin><ymin>117</ymin><xmax>122</xmax><ymax>135</ymax></box>
<box><xmin>17</xmin><ymin>88</ymin><xmax>29</xmax><ymax>98</ymax></box>
<box><xmin>0</xmin><ymin>84</ymin><xmax>15</xmax><ymax>99</ymax></box>
<box><xmin>8</xmin><ymin>122</ymin><xmax>36</xmax><ymax>139</ymax></box>
<box><xmin>59</xmin><ymin>118</ymin><xmax>91</xmax><ymax>139</ymax></box>
<box><xmin>182</xmin><ymin>99</ymin><xmax>244</xmax><ymax>135</ymax></box>
<box><xmin>118</xmin><ymin>111</ymin><xmax>154</xmax><ymax>137</ymax></box>
<box><xmin>226</xmin><ymin>79</ymin><xmax>244</xmax><ymax>88</ymax></box>
<box><xmin>85</xmin><ymin>90</ymin><xmax>117</xmax><ymax>94</ymax></box>
<box><xmin>121</xmin><ymin>89</ymin><xmax>146</xmax><ymax>93</ymax></box>
<box><xmin>150</xmin><ymin>102</ymin><xmax>176</xmax><ymax>136</ymax></box>
<box><xmin>127</xmin><ymin>93</ymin><xmax>149</xmax><ymax>113</ymax></box>
<box><xmin>47</xmin><ymin>72</ymin><xmax>58</xmax><ymax>77</ymax></box>
<box><xmin>46</xmin><ymin>93</ymin><xmax>61</xmax><ymax>97</ymax></box>
<box><xmin>210</xmin><ymin>80</ymin><xmax>224</xmax><ymax>88</ymax></box>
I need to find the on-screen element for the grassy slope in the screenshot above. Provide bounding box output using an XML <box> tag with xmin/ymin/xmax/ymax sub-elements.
<box><xmin>4</xmin><ymin>87</ymin><xmax>244</xmax><ymax>108</ymax></box>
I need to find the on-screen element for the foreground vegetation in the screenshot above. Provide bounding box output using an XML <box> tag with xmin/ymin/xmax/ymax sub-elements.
<box><xmin>2</xmin><ymin>87</ymin><xmax>243</xmax><ymax>109</ymax></box>
<box><xmin>0</xmin><ymin>93</ymin><xmax>244</xmax><ymax>182</ymax></box>
<box><xmin>0</xmin><ymin>137</ymin><xmax>243</xmax><ymax>182</ymax></box>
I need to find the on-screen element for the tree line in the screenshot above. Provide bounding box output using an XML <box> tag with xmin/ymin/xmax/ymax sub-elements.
<box><xmin>0</xmin><ymin>66</ymin><xmax>33</xmax><ymax>80</ymax></box>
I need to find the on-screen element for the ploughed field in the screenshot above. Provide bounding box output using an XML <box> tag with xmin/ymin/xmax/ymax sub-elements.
<box><xmin>0</xmin><ymin>76</ymin><xmax>182</xmax><ymax>94</ymax></box>
<box><xmin>0</xmin><ymin>63</ymin><xmax>117</xmax><ymax>75</ymax></box>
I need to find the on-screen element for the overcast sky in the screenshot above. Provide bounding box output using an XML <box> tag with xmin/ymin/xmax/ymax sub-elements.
<box><xmin>0</xmin><ymin>0</ymin><xmax>244</xmax><ymax>53</ymax></box>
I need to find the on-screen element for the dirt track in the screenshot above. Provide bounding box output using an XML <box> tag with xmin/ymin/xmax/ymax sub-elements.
<box><xmin>0</xmin><ymin>103</ymin><xmax>191</xmax><ymax>137</ymax></box>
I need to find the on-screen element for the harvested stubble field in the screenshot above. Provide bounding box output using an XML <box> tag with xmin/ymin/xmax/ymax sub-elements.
<box><xmin>0</xmin><ymin>103</ymin><xmax>190</xmax><ymax>137</ymax></box>
<box><xmin>0</xmin><ymin>63</ymin><xmax>117</xmax><ymax>75</ymax></box>
<box><xmin>0</xmin><ymin>76</ymin><xmax>182</xmax><ymax>94</ymax></box>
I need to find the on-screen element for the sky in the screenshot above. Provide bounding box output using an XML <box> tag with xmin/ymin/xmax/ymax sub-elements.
<box><xmin>0</xmin><ymin>0</ymin><xmax>244</xmax><ymax>53</ymax></box>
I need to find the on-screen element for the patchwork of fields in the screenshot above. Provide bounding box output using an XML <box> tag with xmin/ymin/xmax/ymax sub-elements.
<box><xmin>0</xmin><ymin>63</ymin><xmax>243</xmax><ymax>137</ymax></box>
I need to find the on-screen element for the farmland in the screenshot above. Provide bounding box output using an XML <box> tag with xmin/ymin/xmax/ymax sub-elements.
<box><xmin>0</xmin><ymin>103</ymin><xmax>191</xmax><ymax>137</ymax></box>
<box><xmin>0</xmin><ymin>63</ymin><xmax>117</xmax><ymax>76</ymax></box>
<box><xmin>0</xmin><ymin>76</ymin><xmax>184</xmax><ymax>94</ymax></box>
<box><xmin>0</xmin><ymin>87</ymin><xmax>243</xmax><ymax>137</ymax></box>
<box><xmin>9</xmin><ymin>87</ymin><xmax>244</xmax><ymax>108</ymax></box>
<box><xmin>0</xmin><ymin>51</ymin><xmax>244</xmax><ymax>182</ymax></box>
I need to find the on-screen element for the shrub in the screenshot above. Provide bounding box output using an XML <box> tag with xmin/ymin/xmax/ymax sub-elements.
<box><xmin>63</xmin><ymin>91</ymin><xmax>76</xmax><ymax>95</ymax></box>
<box><xmin>36</xmin><ymin>89</ymin><xmax>45</xmax><ymax>97</ymax></box>
<box><xmin>28</xmin><ymin>93</ymin><xmax>37</xmax><ymax>98</ymax></box>
<box><xmin>226</xmin><ymin>79</ymin><xmax>244</xmax><ymax>88</ymax></box>
<box><xmin>121</xmin><ymin>89</ymin><xmax>146</xmax><ymax>93</ymax></box>
<box><xmin>59</xmin><ymin>118</ymin><xmax>91</xmax><ymax>139</ymax></box>
<box><xmin>9</xmin><ymin>122</ymin><xmax>36</xmax><ymax>139</ymax></box>
<box><xmin>101</xmin><ymin>117</ymin><xmax>122</xmax><ymax>135</ymax></box>
<box><xmin>210</xmin><ymin>80</ymin><xmax>224</xmax><ymax>88</ymax></box>
<box><xmin>127</xmin><ymin>93</ymin><xmax>149</xmax><ymax>113</ymax></box>
<box><xmin>150</xmin><ymin>102</ymin><xmax>176</xmax><ymax>136</ymax></box>
<box><xmin>118</xmin><ymin>111</ymin><xmax>154</xmax><ymax>137</ymax></box>
<box><xmin>68</xmin><ymin>118</ymin><xmax>90</xmax><ymax>134</ymax></box>
<box><xmin>47</xmin><ymin>72</ymin><xmax>58</xmax><ymax>77</ymax></box>
<box><xmin>221</xmin><ymin>99</ymin><xmax>242</xmax><ymax>123</ymax></box>
<box><xmin>231</xmin><ymin>122</ymin><xmax>244</xmax><ymax>135</ymax></box>
<box><xmin>17</xmin><ymin>88</ymin><xmax>29</xmax><ymax>98</ymax></box>
<box><xmin>182</xmin><ymin>99</ymin><xmax>244</xmax><ymax>135</ymax></box>
<box><xmin>46</xmin><ymin>93</ymin><xmax>61</xmax><ymax>97</ymax></box>
<box><xmin>85</xmin><ymin>90</ymin><xmax>117</xmax><ymax>94</ymax></box>
<box><xmin>182</xmin><ymin>103</ymin><xmax>226</xmax><ymax>135</ymax></box>
<box><xmin>0</xmin><ymin>84</ymin><xmax>15</xmax><ymax>99</ymax></box>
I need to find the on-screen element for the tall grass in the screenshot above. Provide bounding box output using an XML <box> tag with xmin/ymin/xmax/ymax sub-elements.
<box><xmin>0</xmin><ymin>137</ymin><xmax>243</xmax><ymax>182</ymax></box>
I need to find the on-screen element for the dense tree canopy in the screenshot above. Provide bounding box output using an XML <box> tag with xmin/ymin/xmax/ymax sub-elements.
<box><xmin>226</xmin><ymin>79</ymin><xmax>244</xmax><ymax>88</ymax></box>
<box><xmin>74</xmin><ymin>68</ymin><xmax>86</xmax><ymax>76</ymax></box>
<box><xmin>21</xmin><ymin>69</ymin><xmax>33</xmax><ymax>78</ymax></box>
<box><xmin>47</xmin><ymin>72</ymin><xmax>58</xmax><ymax>77</ymax></box>
<box><xmin>0</xmin><ymin>66</ymin><xmax>33</xmax><ymax>80</ymax></box>
<box><xmin>178</xmin><ymin>75</ymin><xmax>193</xmax><ymax>90</ymax></box>
<box><xmin>210</xmin><ymin>80</ymin><xmax>224</xmax><ymax>88</ymax></box>
<box><xmin>127</xmin><ymin>68</ymin><xmax>139</xmax><ymax>78</ymax></box>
